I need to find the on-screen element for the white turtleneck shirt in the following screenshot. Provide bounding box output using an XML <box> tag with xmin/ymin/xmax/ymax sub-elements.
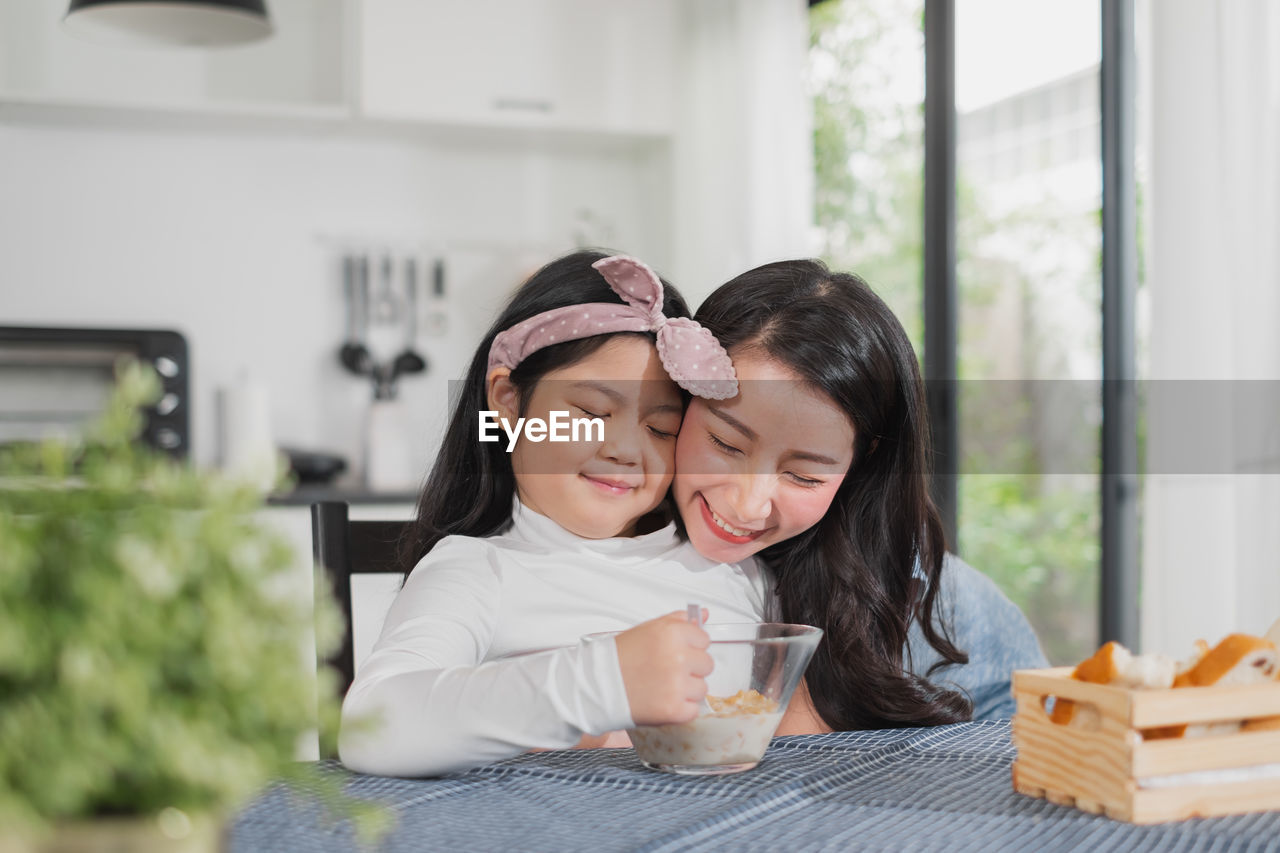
<box><xmin>337</xmin><ymin>500</ymin><xmax>771</xmax><ymax>777</ymax></box>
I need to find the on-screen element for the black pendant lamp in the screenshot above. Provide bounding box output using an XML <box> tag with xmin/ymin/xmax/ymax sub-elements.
<box><xmin>64</xmin><ymin>0</ymin><xmax>273</xmax><ymax>47</ymax></box>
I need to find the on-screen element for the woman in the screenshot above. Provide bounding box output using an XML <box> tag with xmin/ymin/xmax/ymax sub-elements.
<box><xmin>672</xmin><ymin>258</ymin><xmax>1046</xmax><ymax>729</ymax></box>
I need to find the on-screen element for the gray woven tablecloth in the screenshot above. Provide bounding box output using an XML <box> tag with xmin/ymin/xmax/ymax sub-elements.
<box><xmin>229</xmin><ymin>720</ymin><xmax>1280</xmax><ymax>852</ymax></box>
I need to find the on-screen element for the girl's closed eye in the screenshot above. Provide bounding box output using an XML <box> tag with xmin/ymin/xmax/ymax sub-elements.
<box><xmin>786</xmin><ymin>472</ymin><xmax>825</xmax><ymax>488</ymax></box>
<box><xmin>575</xmin><ymin>404</ymin><xmax>607</xmax><ymax>419</ymax></box>
<box><xmin>645</xmin><ymin>409</ymin><xmax>683</xmax><ymax>441</ymax></box>
<box><xmin>647</xmin><ymin>423</ymin><xmax>678</xmax><ymax>440</ymax></box>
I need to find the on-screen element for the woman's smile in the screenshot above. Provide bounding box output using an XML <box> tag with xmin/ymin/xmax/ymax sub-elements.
<box><xmin>696</xmin><ymin>493</ymin><xmax>765</xmax><ymax>543</ymax></box>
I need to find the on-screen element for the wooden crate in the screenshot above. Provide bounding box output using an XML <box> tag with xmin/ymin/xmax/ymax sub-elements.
<box><xmin>1011</xmin><ymin>667</ymin><xmax>1280</xmax><ymax>823</ymax></box>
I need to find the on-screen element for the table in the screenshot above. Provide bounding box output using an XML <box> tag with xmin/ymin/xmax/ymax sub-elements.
<box><xmin>230</xmin><ymin>721</ymin><xmax>1280</xmax><ymax>851</ymax></box>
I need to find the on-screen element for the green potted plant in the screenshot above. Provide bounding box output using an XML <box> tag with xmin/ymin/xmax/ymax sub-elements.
<box><xmin>0</xmin><ymin>361</ymin><xmax>381</xmax><ymax>851</ymax></box>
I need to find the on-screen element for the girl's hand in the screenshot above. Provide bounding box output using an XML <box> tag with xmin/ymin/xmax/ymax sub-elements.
<box><xmin>571</xmin><ymin>730</ymin><xmax>633</xmax><ymax>749</ymax></box>
<box><xmin>529</xmin><ymin>730</ymin><xmax>632</xmax><ymax>753</ymax></box>
<box><xmin>614</xmin><ymin>610</ymin><xmax>713</xmax><ymax>726</ymax></box>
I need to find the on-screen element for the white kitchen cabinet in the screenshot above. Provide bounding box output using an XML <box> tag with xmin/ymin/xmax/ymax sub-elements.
<box><xmin>0</xmin><ymin>0</ymin><xmax>349</xmax><ymax>117</ymax></box>
<box><xmin>357</xmin><ymin>0</ymin><xmax>676</xmax><ymax>135</ymax></box>
<box><xmin>0</xmin><ymin>0</ymin><xmax>676</xmax><ymax>139</ymax></box>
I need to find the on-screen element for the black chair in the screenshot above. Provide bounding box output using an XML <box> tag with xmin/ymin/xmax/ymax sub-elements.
<box><xmin>311</xmin><ymin>501</ymin><xmax>412</xmax><ymax>697</ymax></box>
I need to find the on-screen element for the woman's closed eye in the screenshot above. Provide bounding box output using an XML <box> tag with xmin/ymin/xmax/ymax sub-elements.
<box><xmin>707</xmin><ymin>432</ymin><xmax>742</xmax><ymax>456</ymax></box>
<box><xmin>647</xmin><ymin>425</ymin><xmax>677</xmax><ymax>440</ymax></box>
<box><xmin>706</xmin><ymin>429</ymin><xmax>827</xmax><ymax>486</ymax></box>
<box><xmin>575</xmin><ymin>405</ymin><xmax>606</xmax><ymax>419</ymax></box>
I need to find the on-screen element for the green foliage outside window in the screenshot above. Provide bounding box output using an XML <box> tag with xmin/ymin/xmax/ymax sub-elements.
<box><xmin>811</xmin><ymin>0</ymin><xmax>1100</xmax><ymax>665</ymax></box>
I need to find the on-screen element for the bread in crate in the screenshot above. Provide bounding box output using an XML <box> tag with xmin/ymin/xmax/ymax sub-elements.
<box><xmin>1145</xmin><ymin>634</ymin><xmax>1279</xmax><ymax>739</ymax></box>
<box><xmin>1012</xmin><ymin>631</ymin><xmax>1280</xmax><ymax>823</ymax></box>
<box><xmin>1048</xmin><ymin>641</ymin><xmax>1175</xmax><ymax>728</ymax></box>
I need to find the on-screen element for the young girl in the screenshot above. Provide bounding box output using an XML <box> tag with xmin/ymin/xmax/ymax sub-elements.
<box><xmin>670</xmin><ymin>258</ymin><xmax>1046</xmax><ymax>732</ymax></box>
<box><xmin>338</xmin><ymin>250</ymin><xmax>764</xmax><ymax>777</ymax></box>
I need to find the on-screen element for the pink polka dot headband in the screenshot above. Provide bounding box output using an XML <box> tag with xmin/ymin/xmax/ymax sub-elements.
<box><xmin>487</xmin><ymin>255</ymin><xmax>738</xmax><ymax>399</ymax></box>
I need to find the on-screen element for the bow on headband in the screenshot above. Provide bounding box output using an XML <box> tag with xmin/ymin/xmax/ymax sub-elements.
<box><xmin>487</xmin><ymin>255</ymin><xmax>738</xmax><ymax>400</ymax></box>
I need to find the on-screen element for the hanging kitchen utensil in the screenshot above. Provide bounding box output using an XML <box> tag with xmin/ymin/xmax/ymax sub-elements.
<box><xmin>358</xmin><ymin>252</ymin><xmax>372</xmax><ymax>347</ymax></box>
<box><xmin>424</xmin><ymin>257</ymin><xmax>449</xmax><ymax>337</ymax></box>
<box><xmin>365</xmin><ymin>251</ymin><xmax>405</xmax><ymax>366</ymax></box>
<box><xmin>338</xmin><ymin>253</ymin><xmax>372</xmax><ymax>376</ymax></box>
<box><xmin>390</xmin><ymin>255</ymin><xmax>428</xmax><ymax>381</ymax></box>
<box><xmin>373</xmin><ymin>252</ymin><xmax>399</xmax><ymax>324</ymax></box>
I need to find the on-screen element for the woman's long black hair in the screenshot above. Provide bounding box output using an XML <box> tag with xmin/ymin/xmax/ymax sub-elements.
<box><xmin>398</xmin><ymin>249</ymin><xmax>691</xmax><ymax>576</ymax></box>
<box><xmin>694</xmin><ymin>259</ymin><xmax>972</xmax><ymax>729</ymax></box>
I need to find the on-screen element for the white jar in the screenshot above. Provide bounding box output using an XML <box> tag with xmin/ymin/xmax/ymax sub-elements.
<box><xmin>364</xmin><ymin>393</ymin><xmax>415</xmax><ymax>492</ymax></box>
<box><xmin>217</xmin><ymin>374</ymin><xmax>279</xmax><ymax>492</ymax></box>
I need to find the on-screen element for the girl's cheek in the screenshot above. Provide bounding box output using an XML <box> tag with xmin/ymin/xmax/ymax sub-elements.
<box><xmin>660</xmin><ymin>447</ymin><xmax>679</xmax><ymax>476</ymax></box>
<box><xmin>649</xmin><ymin>440</ymin><xmax>678</xmax><ymax>477</ymax></box>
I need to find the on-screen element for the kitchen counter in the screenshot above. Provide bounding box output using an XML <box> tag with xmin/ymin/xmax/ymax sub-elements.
<box><xmin>267</xmin><ymin>484</ymin><xmax>418</xmax><ymax>507</ymax></box>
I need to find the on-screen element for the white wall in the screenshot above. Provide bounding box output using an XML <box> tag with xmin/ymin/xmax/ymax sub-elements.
<box><xmin>0</xmin><ymin>119</ymin><xmax>671</xmax><ymax>476</ymax></box>
<box><xmin>0</xmin><ymin>0</ymin><xmax>813</xmax><ymax>484</ymax></box>
<box><xmin>1140</xmin><ymin>0</ymin><xmax>1280</xmax><ymax>654</ymax></box>
<box><xmin>670</xmin><ymin>0</ymin><xmax>814</xmax><ymax>310</ymax></box>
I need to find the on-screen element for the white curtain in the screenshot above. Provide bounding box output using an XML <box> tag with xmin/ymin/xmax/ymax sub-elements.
<box><xmin>670</xmin><ymin>0</ymin><xmax>814</xmax><ymax>309</ymax></box>
<box><xmin>1141</xmin><ymin>0</ymin><xmax>1280</xmax><ymax>654</ymax></box>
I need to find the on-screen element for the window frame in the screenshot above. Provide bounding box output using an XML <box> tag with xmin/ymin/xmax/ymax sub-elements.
<box><xmin>921</xmin><ymin>0</ymin><xmax>1139</xmax><ymax>647</ymax></box>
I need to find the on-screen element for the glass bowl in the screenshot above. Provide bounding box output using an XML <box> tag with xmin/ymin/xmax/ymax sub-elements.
<box><xmin>625</xmin><ymin>622</ymin><xmax>822</xmax><ymax>775</ymax></box>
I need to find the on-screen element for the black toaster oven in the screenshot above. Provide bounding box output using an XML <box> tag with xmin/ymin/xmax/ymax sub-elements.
<box><xmin>0</xmin><ymin>326</ymin><xmax>190</xmax><ymax>458</ymax></box>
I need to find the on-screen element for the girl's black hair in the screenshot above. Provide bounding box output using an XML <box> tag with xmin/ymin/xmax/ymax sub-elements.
<box><xmin>399</xmin><ymin>249</ymin><xmax>691</xmax><ymax>576</ymax></box>
<box><xmin>694</xmin><ymin>258</ymin><xmax>972</xmax><ymax>729</ymax></box>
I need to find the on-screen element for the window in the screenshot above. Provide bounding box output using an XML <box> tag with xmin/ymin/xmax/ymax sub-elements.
<box><xmin>810</xmin><ymin>0</ymin><xmax>925</xmax><ymax>349</ymax></box>
<box><xmin>812</xmin><ymin>0</ymin><xmax>1115</xmax><ymax>664</ymax></box>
